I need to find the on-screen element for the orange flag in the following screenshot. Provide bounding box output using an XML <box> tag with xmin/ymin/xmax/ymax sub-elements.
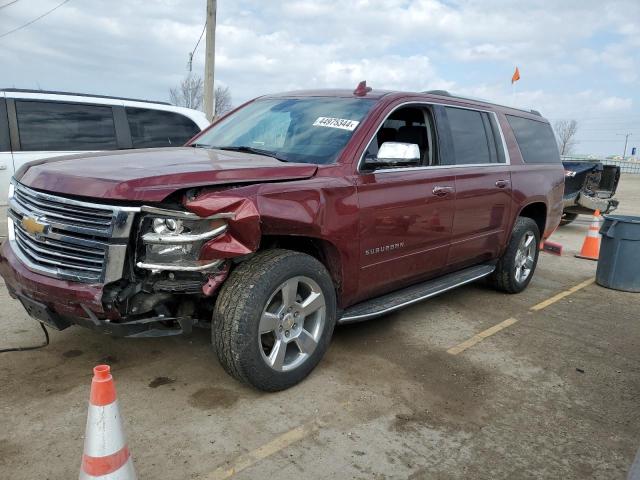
<box><xmin>511</xmin><ymin>66</ymin><xmax>521</xmax><ymax>84</ymax></box>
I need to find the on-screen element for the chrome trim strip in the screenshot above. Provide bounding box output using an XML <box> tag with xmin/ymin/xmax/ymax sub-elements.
<box><xmin>140</xmin><ymin>205</ymin><xmax>235</xmax><ymax>220</ymax></box>
<box><xmin>372</xmin><ymin>163</ymin><xmax>506</xmax><ymax>174</ymax></box>
<box><xmin>16</xmin><ymin>186</ymin><xmax>113</xmax><ymax>218</ymax></box>
<box><xmin>141</xmin><ymin>224</ymin><xmax>227</xmax><ymax>244</ymax></box>
<box><xmin>12</xmin><ymin>180</ymin><xmax>140</xmax><ymax>214</ymax></box>
<box><xmin>136</xmin><ymin>259</ymin><xmax>223</xmax><ymax>272</ymax></box>
<box><xmin>14</xmin><ymin>229</ymin><xmax>103</xmax><ymax>265</ymax></box>
<box><xmin>357</xmin><ymin>101</ymin><xmax>512</xmax><ymax>173</ymax></box>
<box><xmin>7</xmin><ymin>218</ymin><xmax>102</xmax><ymax>283</ymax></box>
<box><xmin>338</xmin><ymin>268</ymin><xmax>495</xmax><ymax>324</ymax></box>
<box><xmin>9</xmin><ymin>197</ymin><xmax>112</xmax><ymax>238</ymax></box>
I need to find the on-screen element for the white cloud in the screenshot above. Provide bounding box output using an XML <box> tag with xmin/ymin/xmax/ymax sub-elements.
<box><xmin>596</xmin><ymin>96</ymin><xmax>633</xmax><ymax>112</ymax></box>
<box><xmin>0</xmin><ymin>0</ymin><xmax>638</xmax><ymax>156</ymax></box>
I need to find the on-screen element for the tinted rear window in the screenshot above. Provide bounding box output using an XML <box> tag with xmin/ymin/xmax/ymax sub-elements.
<box><xmin>15</xmin><ymin>101</ymin><xmax>118</xmax><ymax>151</ymax></box>
<box><xmin>506</xmin><ymin>115</ymin><xmax>560</xmax><ymax>164</ymax></box>
<box><xmin>445</xmin><ymin>107</ymin><xmax>492</xmax><ymax>165</ymax></box>
<box><xmin>126</xmin><ymin>108</ymin><xmax>200</xmax><ymax>148</ymax></box>
<box><xmin>0</xmin><ymin>98</ymin><xmax>9</xmax><ymax>151</ymax></box>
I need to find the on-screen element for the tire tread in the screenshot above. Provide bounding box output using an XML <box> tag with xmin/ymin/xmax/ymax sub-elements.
<box><xmin>212</xmin><ymin>249</ymin><xmax>335</xmax><ymax>391</ymax></box>
<box><xmin>491</xmin><ymin>217</ymin><xmax>540</xmax><ymax>294</ymax></box>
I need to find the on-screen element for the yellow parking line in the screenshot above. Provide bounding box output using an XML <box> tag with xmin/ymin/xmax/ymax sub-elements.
<box><xmin>529</xmin><ymin>277</ymin><xmax>595</xmax><ymax>312</ymax></box>
<box><xmin>206</xmin><ymin>417</ymin><xmax>327</xmax><ymax>479</ymax></box>
<box><xmin>447</xmin><ymin>317</ymin><xmax>519</xmax><ymax>355</ymax></box>
<box><xmin>447</xmin><ymin>277</ymin><xmax>596</xmax><ymax>355</ymax></box>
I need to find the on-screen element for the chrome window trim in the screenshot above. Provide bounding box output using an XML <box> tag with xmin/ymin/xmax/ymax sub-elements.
<box><xmin>357</xmin><ymin>101</ymin><xmax>511</xmax><ymax>173</ymax></box>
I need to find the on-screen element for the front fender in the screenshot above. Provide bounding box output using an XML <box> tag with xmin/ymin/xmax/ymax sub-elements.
<box><xmin>185</xmin><ymin>194</ymin><xmax>261</xmax><ymax>259</ymax></box>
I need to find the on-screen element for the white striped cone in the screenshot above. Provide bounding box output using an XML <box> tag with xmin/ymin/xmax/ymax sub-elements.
<box><xmin>576</xmin><ymin>210</ymin><xmax>602</xmax><ymax>260</ymax></box>
<box><xmin>79</xmin><ymin>365</ymin><xmax>137</xmax><ymax>480</ymax></box>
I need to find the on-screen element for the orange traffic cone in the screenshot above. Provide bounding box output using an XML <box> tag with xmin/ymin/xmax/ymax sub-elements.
<box><xmin>575</xmin><ymin>210</ymin><xmax>602</xmax><ymax>260</ymax></box>
<box><xmin>79</xmin><ymin>365</ymin><xmax>137</xmax><ymax>479</ymax></box>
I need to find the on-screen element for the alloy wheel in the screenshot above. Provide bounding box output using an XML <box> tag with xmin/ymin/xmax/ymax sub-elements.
<box><xmin>514</xmin><ymin>231</ymin><xmax>536</xmax><ymax>283</ymax></box>
<box><xmin>258</xmin><ymin>276</ymin><xmax>326</xmax><ymax>372</ymax></box>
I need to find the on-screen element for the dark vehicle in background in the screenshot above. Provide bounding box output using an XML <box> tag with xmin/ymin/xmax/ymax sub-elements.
<box><xmin>561</xmin><ymin>160</ymin><xmax>621</xmax><ymax>225</ymax></box>
<box><xmin>1</xmin><ymin>85</ymin><xmax>564</xmax><ymax>391</ymax></box>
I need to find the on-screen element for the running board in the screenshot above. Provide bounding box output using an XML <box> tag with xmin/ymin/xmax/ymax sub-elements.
<box><xmin>338</xmin><ymin>264</ymin><xmax>495</xmax><ymax>324</ymax></box>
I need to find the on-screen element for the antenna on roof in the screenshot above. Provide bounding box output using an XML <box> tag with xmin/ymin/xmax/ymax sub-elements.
<box><xmin>353</xmin><ymin>80</ymin><xmax>372</xmax><ymax>97</ymax></box>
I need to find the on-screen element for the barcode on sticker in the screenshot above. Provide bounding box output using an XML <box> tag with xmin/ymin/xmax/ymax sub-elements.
<box><xmin>312</xmin><ymin>117</ymin><xmax>360</xmax><ymax>131</ymax></box>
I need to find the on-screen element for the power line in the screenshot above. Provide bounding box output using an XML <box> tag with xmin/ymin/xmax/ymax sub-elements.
<box><xmin>0</xmin><ymin>0</ymin><xmax>20</xmax><ymax>10</ymax></box>
<box><xmin>188</xmin><ymin>23</ymin><xmax>206</xmax><ymax>72</ymax></box>
<box><xmin>0</xmin><ymin>0</ymin><xmax>72</xmax><ymax>40</ymax></box>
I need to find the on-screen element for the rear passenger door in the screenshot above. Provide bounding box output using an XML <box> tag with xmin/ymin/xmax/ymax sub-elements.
<box><xmin>440</xmin><ymin>106</ymin><xmax>512</xmax><ymax>269</ymax></box>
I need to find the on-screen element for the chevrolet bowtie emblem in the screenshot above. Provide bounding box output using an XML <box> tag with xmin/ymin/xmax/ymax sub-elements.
<box><xmin>21</xmin><ymin>216</ymin><xmax>48</xmax><ymax>235</ymax></box>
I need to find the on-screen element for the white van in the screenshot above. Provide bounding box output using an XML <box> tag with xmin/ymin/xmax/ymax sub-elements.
<box><xmin>0</xmin><ymin>89</ymin><xmax>210</xmax><ymax>207</ymax></box>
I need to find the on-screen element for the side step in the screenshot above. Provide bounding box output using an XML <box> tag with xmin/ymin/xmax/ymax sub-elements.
<box><xmin>338</xmin><ymin>264</ymin><xmax>495</xmax><ymax>324</ymax></box>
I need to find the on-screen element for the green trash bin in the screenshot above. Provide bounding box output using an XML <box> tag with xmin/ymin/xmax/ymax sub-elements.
<box><xmin>596</xmin><ymin>215</ymin><xmax>640</xmax><ymax>292</ymax></box>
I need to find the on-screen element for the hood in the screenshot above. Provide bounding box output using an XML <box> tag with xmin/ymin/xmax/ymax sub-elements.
<box><xmin>16</xmin><ymin>147</ymin><xmax>318</xmax><ymax>202</ymax></box>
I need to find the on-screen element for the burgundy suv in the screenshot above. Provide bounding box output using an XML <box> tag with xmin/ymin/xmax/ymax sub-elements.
<box><xmin>0</xmin><ymin>84</ymin><xmax>564</xmax><ymax>390</ymax></box>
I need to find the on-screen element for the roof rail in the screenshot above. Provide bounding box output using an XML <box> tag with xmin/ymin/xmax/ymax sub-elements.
<box><xmin>423</xmin><ymin>90</ymin><xmax>451</xmax><ymax>96</ymax></box>
<box><xmin>421</xmin><ymin>89</ymin><xmax>544</xmax><ymax>117</ymax></box>
<box><xmin>0</xmin><ymin>88</ymin><xmax>172</xmax><ymax>106</ymax></box>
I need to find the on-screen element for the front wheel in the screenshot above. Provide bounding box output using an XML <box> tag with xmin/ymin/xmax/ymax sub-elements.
<box><xmin>490</xmin><ymin>217</ymin><xmax>540</xmax><ymax>294</ymax></box>
<box><xmin>212</xmin><ymin>249</ymin><xmax>336</xmax><ymax>391</ymax></box>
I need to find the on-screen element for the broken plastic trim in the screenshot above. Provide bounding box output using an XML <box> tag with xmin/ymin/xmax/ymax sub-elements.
<box><xmin>136</xmin><ymin>258</ymin><xmax>224</xmax><ymax>272</ymax></box>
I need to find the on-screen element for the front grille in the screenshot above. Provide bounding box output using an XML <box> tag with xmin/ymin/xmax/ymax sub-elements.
<box><xmin>8</xmin><ymin>182</ymin><xmax>137</xmax><ymax>283</ymax></box>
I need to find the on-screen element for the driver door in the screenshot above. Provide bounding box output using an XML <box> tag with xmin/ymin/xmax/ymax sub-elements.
<box><xmin>354</xmin><ymin>104</ymin><xmax>455</xmax><ymax>301</ymax></box>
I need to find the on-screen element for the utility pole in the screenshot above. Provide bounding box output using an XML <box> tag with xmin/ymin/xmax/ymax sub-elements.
<box><xmin>617</xmin><ymin>133</ymin><xmax>632</xmax><ymax>159</ymax></box>
<box><xmin>203</xmin><ymin>0</ymin><xmax>217</xmax><ymax>121</ymax></box>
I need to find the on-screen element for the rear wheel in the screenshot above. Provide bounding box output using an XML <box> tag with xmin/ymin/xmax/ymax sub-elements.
<box><xmin>212</xmin><ymin>249</ymin><xmax>336</xmax><ymax>391</ymax></box>
<box><xmin>491</xmin><ymin>217</ymin><xmax>540</xmax><ymax>294</ymax></box>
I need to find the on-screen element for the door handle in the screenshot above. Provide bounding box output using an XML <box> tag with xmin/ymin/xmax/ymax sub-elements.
<box><xmin>432</xmin><ymin>185</ymin><xmax>455</xmax><ymax>196</ymax></box>
<box><xmin>495</xmin><ymin>179</ymin><xmax>510</xmax><ymax>188</ymax></box>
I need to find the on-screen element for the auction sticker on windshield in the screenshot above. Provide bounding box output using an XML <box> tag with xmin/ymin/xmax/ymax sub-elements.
<box><xmin>313</xmin><ymin>117</ymin><xmax>360</xmax><ymax>131</ymax></box>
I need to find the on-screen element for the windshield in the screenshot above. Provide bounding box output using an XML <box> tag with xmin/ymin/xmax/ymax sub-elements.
<box><xmin>191</xmin><ymin>97</ymin><xmax>375</xmax><ymax>164</ymax></box>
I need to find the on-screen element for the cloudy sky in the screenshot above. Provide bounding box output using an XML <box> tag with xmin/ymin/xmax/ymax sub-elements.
<box><xmin>1</xmin><ymin>0</ymin><xmax>638</xmax><ymax>156</ymax></box>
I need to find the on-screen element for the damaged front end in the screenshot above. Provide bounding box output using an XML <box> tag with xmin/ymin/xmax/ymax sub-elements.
<box><xmin>562</xmin><ymin>161</ymin><xmax>620</xmax><ymax>224</ymax></box>
<box><xmin>101</xmin><ymin>195</ymin><xmax>261</xmax><ymax>337</ymax></box>
<box><xmin>0</xmin><ymin>181</ymin><xmax>262</xmax><ymax>338</ymax></box>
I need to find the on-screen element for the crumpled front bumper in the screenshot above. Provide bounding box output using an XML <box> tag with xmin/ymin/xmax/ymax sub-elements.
<box><xmin>0</xmin><ymin>239</ymin><xmax>190</xmax><ymax>337</ymax></box>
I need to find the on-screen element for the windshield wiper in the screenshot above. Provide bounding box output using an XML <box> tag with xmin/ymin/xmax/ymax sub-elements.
<box><xmin>189</xmin><ymin>143</ymin><xmax>213</xmax><ymax>148</ymax></box>
<box><xmin>212</xmin><ymin>145</ymin><xmax>288</xmax><ymax>162</ymax></box>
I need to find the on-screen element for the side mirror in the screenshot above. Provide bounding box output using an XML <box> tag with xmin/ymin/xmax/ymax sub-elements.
<box><xmin>370</xmin><ymin>142</ymin><xmax>420</xmax><ymax>166</ymax></box>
